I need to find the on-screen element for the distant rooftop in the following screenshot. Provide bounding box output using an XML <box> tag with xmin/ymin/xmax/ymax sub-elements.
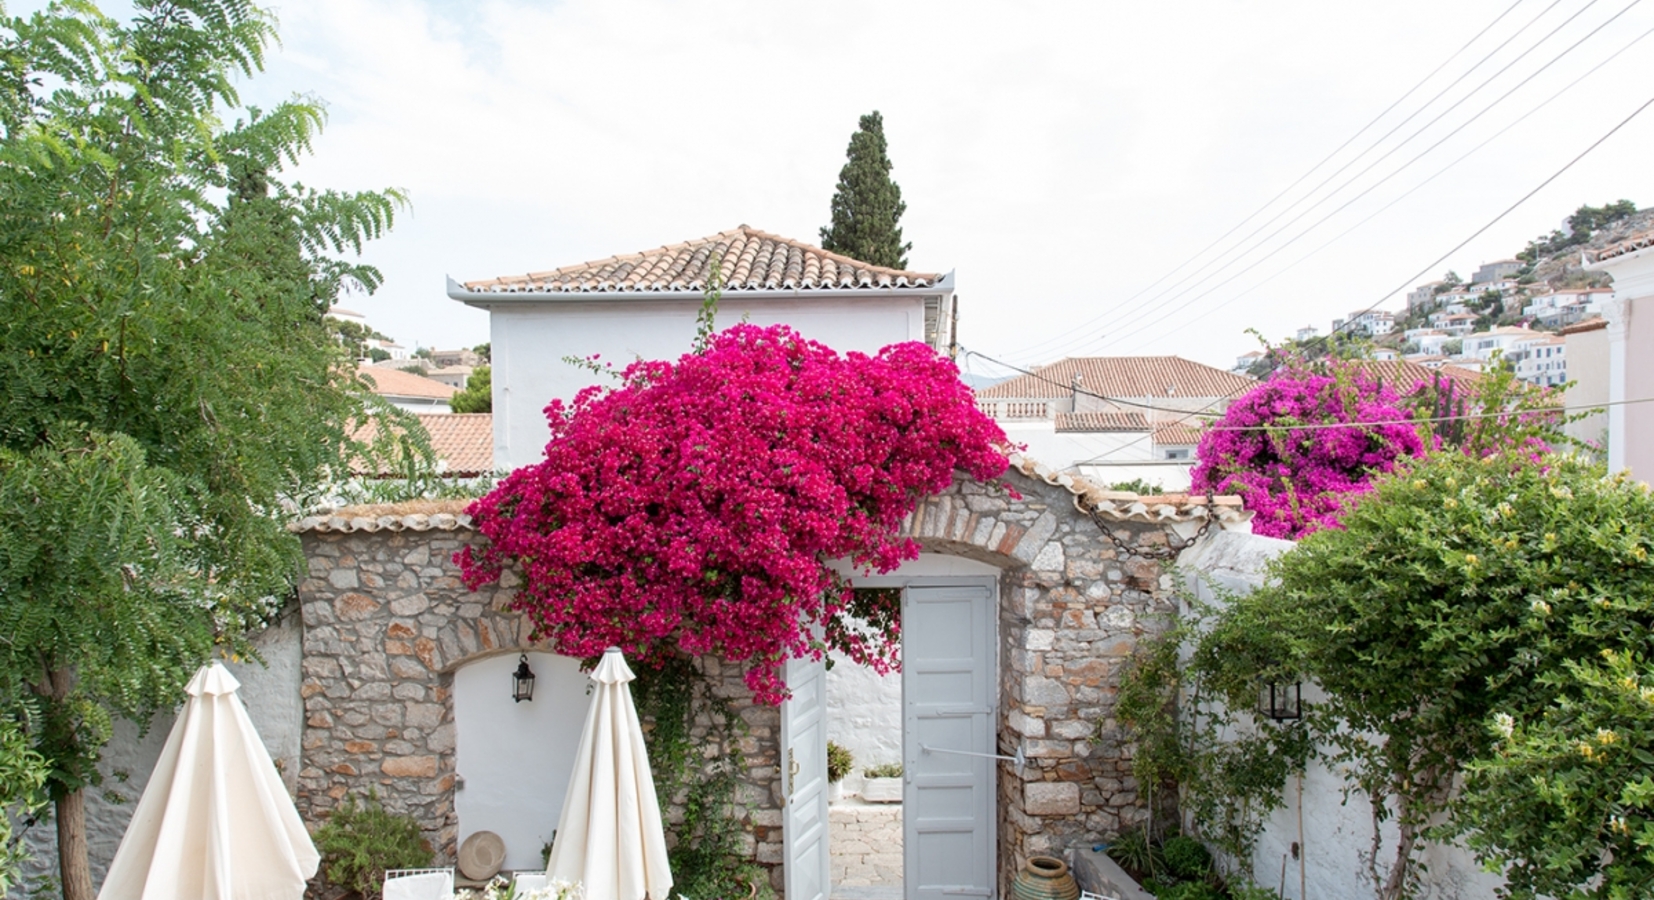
<box><xmin>977</xmin><ymin>356</ymin><xmax>1254</xmax><ymax>401</ymax></box>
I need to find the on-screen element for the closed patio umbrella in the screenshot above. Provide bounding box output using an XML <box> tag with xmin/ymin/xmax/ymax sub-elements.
<box><xmin>98</xmin><ymin>661</ymin><xmax>319</xmax><ymax>900</ymax></box>
<box><xmin>545</xmin><ymin>647</ymin><xmax>673</xmax><ymax>900</ymax></box>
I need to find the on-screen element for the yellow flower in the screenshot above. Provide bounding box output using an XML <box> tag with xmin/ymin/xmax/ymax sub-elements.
<box><xmin>1531</xmin><ymin>599</ymin><xmax>1552</xmax><ymax>615</ymax></box>
<box><xmin>1597</xmin><ymin>728</ymin><xmax>1618</xmax><ymax>745</ymax></box>
<box><xmin>1444</xmin><ymin>499</ymin><xmax>1459</xmax><ymax>509</ymax></box>
<box><xmin>1581</xmin><ymin>743</ymin><xmax>1595</xmax><ymax>759</ymax></box>
<box><xmin>1465</xmin><ymin>554</ymin><xmax>1479</xmax><ymax>566</ymax></box>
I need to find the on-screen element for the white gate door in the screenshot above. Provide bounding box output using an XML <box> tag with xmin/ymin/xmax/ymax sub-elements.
<box><xmin>783</xmin><ymin>653</ymin><xmax>830</xmax><ymax>900</ymax></box>
<box><xmin>904</xmin><ymin>582</ymin><xmax>997</xmax><ymax>899</ymax></box>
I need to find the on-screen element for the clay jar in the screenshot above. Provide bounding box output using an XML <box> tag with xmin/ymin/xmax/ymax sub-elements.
<box><xmin>1010</xmin><ymin>855</ymin><xmax>1081</xmax><ymax>900</ymax></box>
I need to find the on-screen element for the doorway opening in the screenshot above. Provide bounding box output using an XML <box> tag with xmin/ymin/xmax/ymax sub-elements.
<box><xmin>794</xmin><ymin>558</ymin><xmax>1001</xmax><ymax>900</ymax></box>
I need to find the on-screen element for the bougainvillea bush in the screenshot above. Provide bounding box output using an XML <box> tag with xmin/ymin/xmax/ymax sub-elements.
<box><xmin>458</xmin><ymin>324</ymin><xmax>1007</xmax><ymax>703</ymax></box>
<box><xmin>1190</xmin><ymin>365</ymin><xmax>1429</xmax><ymax>540</ymax></box>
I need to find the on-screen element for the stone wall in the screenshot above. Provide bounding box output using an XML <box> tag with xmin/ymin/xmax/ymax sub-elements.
<box><xmin>293</xmin><ymin>519</ymin><xmax>786</xmax><ymax>884</ymax></box>
<box><xmin>290</xmin><ymin>458</ymin><xmax>1250</xmax><ymax>896</ymax></box>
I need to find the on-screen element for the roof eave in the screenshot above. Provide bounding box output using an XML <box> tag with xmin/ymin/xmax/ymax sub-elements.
<box><xmin>446</xmin><ymin>272</ymin><xmax>955</xmax><ymax>309</ymax></box>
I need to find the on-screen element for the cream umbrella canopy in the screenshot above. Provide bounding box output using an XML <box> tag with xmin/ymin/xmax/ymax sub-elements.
<box><xmin>545</xmin><ymin>648</ymin><xmax>674</xmax><ymax>900</ymax></box>
<box><xmin>98</xmin><ymin>661</ymin><xmax>319</xmax><ymax>900</ymax></box>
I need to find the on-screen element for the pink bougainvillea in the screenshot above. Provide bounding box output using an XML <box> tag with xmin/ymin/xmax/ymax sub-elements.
<box><xmin>457</xmin><ymin>324</ymin><xmax>1007</xmax><ymax>704</ymax></box>
<box><xmin>1191</xmin><ymin>365</ymin><xmax>1430</xmax><ymax>540</ymax></box>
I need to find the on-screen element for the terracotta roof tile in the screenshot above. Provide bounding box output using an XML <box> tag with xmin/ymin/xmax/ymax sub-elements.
<box><xmin>1349</xmin><ymin>360</ymin><xmax>1482</xmax><ymax>389</ymax></box>
<box><xmin>1560</xmin><ymin>316</ymin><xmax>1609</xmax><ymax>335</ymax></box>
<box><xmin>1152</xmin><ymin>423</ymin><xmax>1205</xmax><ymax>447</ymax></box>
<box><xmin>463</xmin><ymin>225</ymin><xmax>939</xmax><ymax>294</ymax></box>
<box><xmin>358</xmin><ymin>366</ymin><xmax>458</xmax><ymax>400</ymax></box>
<box><xmin>1054</xmin><ymin>411</ymin><xmax>1149</xmax><ymax>432</ymax></box>
<box><xmin>353</xmin><ymin>413</ymin><xmax>494</xmax><ymax>477</ymax></box>
<box><xmin>1591</xmin><ymin>229</ymin><xmax>1654</xmax><ymax>262</ymax></box>
<box><xmin>976</xmin><ymin>356</ymin><xmax>1255</xmax><ymax>400</ymax></box>
<box><xmin>1004</xmin><ymin>452</ymin><xmax>1252</xmax><ymax>529</ymax></box>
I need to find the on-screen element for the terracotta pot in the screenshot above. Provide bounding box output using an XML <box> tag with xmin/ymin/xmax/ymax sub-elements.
<box><xmin>1011</xmin><ymin>855</ymin><xmax>1080</xmax><ymax>900</ymax></box>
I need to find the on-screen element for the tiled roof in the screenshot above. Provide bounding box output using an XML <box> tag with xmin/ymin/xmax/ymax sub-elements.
<box><xmin>977</xmin><ymin>356</ymin><xmax>1255</xmax><ymax>400</ymax></box>
<box><xmin>1153</xmin><ymin>423</ymin><xmax>1205</xmax><ymax>447</ymax></box>
<box><xmin>1054</xmin><ymin>411</ymin><xmax>1149</xmax><ymax>433</ymax></box>
<box><xmin>1005</xmin><ymin>452</ymin><xmax>1251</xmax><ymax>529</ymax></box>
<box><xmin>354</xmin><ymin>413</ymin><xmax>494</xmax><ymax>477</ymax></box>
<box><xmin>1591</xmin><ymin>229</ymin><xmax>1654</xmax><ymax>262</ymax></box>
<box><xmin>358</xmin><ymin>366</ymin><xmax>457</xmax><ymax>400</ymax></box>
<box><xmin>290</xmin><ymin>499</ymin><xmax>473</xmax><ymax>534</ymax></box>
<box><xmin>1354</xmin><ymin>360</ymin><xmax>1482</xmax><ymax>389</ymax></box>
<box><xmin>461</xmin><ymin>225</ymin><xmax>940</xmax><ymax>294</ymax></box>
<box><xmin>1560</xmin><ymin>316</ymin><xmax>1608</xmax><ymax>335</ymax></box>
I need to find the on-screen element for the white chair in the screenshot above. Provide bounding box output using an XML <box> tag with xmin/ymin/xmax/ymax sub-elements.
<box><xmin>383</xmin><ymin>867</ymin><xmax>456</xmax><ymax>900</ymax></box>
<box><xmin>512</xmin><ymin>872</ymin><xmax>550</xmax><ymax>895</ymax></box>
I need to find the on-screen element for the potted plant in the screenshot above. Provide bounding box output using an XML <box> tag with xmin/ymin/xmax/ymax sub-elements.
<box><xmin>827</xmin><ymin>741</ymin><xmax>854</xmax><ymax>802</ymax></box>
<box><xmin>862</xmin><ymin>762</ymin><xmax>903</xmax><ymax>803</ymax></box>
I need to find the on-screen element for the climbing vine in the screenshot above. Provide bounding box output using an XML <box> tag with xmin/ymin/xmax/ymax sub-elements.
<box><xmin>631</xmin><ymin>654</ymin><xmax>774</xmax><ymax>900</ymax></box>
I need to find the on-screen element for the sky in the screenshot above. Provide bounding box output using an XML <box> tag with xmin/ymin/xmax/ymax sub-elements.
<box><xmin>68</xmin><ymin>0</ymin><xmax>1654</xmax><ymax>373</ymax></box>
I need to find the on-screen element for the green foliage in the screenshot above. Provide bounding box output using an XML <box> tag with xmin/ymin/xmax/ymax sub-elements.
<box><xmin>864</xmin><ymin>763</ymin><xmax>903</xmax><ymax>779</ymax></box>
<box><xmin>367</xmin><ymin>347</ymin><xmax>392</xmax><ymax>362</ymax></box>
<box><xmin>631</xmin><ymin>655</ymin><xmax>771</xmax><ymax>900</ymax></box>
<box><xmin>450</xmin><ymin>365</ymin><xmax>492</xmax><ymax>414</ymax></box>
<box><xmin>312</xmin><ymin>790</ymin><xmax>431</xmax><ymax>900</ymax></box>
<box><xmin>1162</xmin><ymin>835</ymin><xmax>1214</xmax><ymax>879</ymax></box>
<box><xmin>1459</xmin><ymin>648</ymin><xmax>1654</xmax><ymax>899</ymax></box>
<box><xmin>1154</xmin><ymin>882</ymin><xmax>1222</xmax><ymax>900</ymax></box>
<box><xmin>473</xmin><ymin>343</ymin><xmax>491</xmax><ymax>363</ymax></box>
<box><xmin>1107</xmin><ymin>478</ymin><xmax>1165</xmax><ymax>495</ymax></box>
<box><xmin>1519</xmin><ymin>200</ymin><xmax>1639</xmax><ymax>262</ymax></box>
<box><xmin>1198</xmin><ymin>452</ymin><xmax>1654</xmax><ymax>898</ymax></box>
<box><xmin>827</xmin><ymin>741</ymin><xmax>854</xmax><ymax>783</ymax></box>
<box><xmin>0</xmin><ymin>0</ymin><xmax>404</xmax><ymax>890</ymax></box>
<box><xmin>819</xmin><ymin>111</ymin><xmax>911</xmax><ymax>270</ymax></box>
<box><xmin>1226</xmin><ymin>880</ymin><xmax>1284</xmax><ymax>900</ymax></box>
<box><xmin>1106</xmin><ymin>827</ymin><xmax>1162</xmax><ymax>878</ymax></box>
<box><xmin>0</xmin><ymin>711</ymin><xmax>48</xmax><ymax>893</ymax></box>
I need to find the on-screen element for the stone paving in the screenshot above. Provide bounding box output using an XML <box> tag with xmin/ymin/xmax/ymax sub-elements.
<box><xmin>830</xmin><ymin>799</ymin><xmax>902</xmax><ymax>897</ymax></box>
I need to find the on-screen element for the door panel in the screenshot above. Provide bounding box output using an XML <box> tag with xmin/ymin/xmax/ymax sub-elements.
<box><xmin>904</xmin><ymin>583</ymin><xmax>996</xmax><ymax>899</ymax></box>
<box><xmin>783</xmin><ymin>653</ymin><xmax>830</xmax><ymax>900</ymax></box>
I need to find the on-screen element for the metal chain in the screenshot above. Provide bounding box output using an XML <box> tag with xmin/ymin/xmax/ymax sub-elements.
<box><xmin>1075</xmin><ymin>494</ymin><xmax>1218</xmax><ymax>561</ymax></box>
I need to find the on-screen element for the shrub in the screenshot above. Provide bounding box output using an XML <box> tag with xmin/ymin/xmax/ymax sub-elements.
<box><xmin>313</xmin><ymin>790</ymin><xmax>431</xmax><ymax>899</ymax></box>
<box><xmin>1106</xmin><ymin>827</ymin><xmax>1162</xmax><ymax>878</ymax></box>
<box><xmin>1157</xmin><ymin>882</ymin><xmax>1222</xmax><ymax>900</ymax></box>
<box><xmin>864</xmin><ymin>763</ymin><xmax>902</xmax><ymax>779</ymax></box>
<box><xmin>827</xmin><ymin>741</ymin><xmax>854</xmax><ymax>783</ymax></box>
<box><xmin>1161</xmin><ymin>835</ymin><xmax>1213</xmax><ymax>879</ymax></box>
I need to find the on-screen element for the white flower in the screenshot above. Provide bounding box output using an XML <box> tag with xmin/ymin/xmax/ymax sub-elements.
<box><xmin>1494</xmin><ymin>712</ymin><xmax>1514</xmax><ymax>739</ymax></box>
<box><xmin>1531</xmin><ymin>599</ymin><xmax>1552</xmax><ymax>615</ymax></box>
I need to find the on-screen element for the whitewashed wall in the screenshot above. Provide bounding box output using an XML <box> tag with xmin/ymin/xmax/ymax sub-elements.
<box><xmin>9</xmin><ymin>610</ymin><xmax>305</xmax><ymax>897</ymax></box>
<box><xmin>1176</xmin><ymin>532</ymin><xmax>1505</xmax><ymax>900</ymax></box>
<box><xmin>486</xmin><ymin>295</ymin><xmax>929</xmax><ymax>470</ymax></box>
<box><xmin>452</xmin><ymin>651</ymin><xmax>592</xmax><ymax>871</ymax></box>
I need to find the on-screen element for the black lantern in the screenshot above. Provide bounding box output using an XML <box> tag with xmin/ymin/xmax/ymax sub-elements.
<box><xmin>1261</xmin><ymin>680</ymin><xmax>1301</xmax><ymax>721</ymax></box>
<box><xmin>512</xmin><ymin>654</ymin><xmax>536</xmax><ymax>703</ymax></box>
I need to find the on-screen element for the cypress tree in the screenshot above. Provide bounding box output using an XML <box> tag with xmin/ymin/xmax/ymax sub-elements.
<box><xmin>819</xmin><ymin>111</ymin><xmax>912</xmax><ymax>269</ymax></box>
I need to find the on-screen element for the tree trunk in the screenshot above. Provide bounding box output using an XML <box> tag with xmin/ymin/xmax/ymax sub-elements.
<box><xmin>57</xmin><ymin>787</ymin><xmax>94</xmax><ymax>900</ymax></box>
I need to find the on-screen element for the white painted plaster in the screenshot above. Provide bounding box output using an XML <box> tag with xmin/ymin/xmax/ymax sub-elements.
<box><xmin>1178</xmin><ymin>532</ymin><xmax>1504</xmax><ymax>900</ymax></box>
<box><xmin>453</xmin><ymin>651</ymin><xmax>592</xmax><ymax>871</ymax></box>
<box><xmin>11</xmin><ymin>613</ymin><xmax>304</xmax><ymax>897</ymax></box>
<box><xmin>488</xmin><ymin>296</ymin><xmax>928</xmax><ymax>470</ymax></box>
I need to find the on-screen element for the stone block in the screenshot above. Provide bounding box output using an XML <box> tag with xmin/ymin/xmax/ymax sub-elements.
<box><xmin>1024</xmin><ymin>781</ymin><xmax>1081</xmax><ymax>815</ymax></box>
<box><xmin>381</xmin><ymin>755</ymin><xmax>437</xmax><ymax>778</ymax></box>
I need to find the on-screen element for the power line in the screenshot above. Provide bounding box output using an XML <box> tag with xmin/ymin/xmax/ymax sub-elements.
<box><xmin>1078</xmin><ymin>0</ymin><xmax>1634</xmax><ymax>359</ymax></box>
<box><xmin>997</xmin><ymin>0</ymin><xmax>1537</xmax><ymax>362</ymax></box>
<box><xmin>1112</xmin><ymin>19</ymin><xmax>1654</xmax><ymax>340</ymax></box>
<box><xmin>1206</xmin><ymin>394</ymin><xmax>1654</xmax><ymax>432</ymax></box>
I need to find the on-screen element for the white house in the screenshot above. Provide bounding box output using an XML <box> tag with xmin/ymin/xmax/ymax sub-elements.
<box><xmin>1338</xmin><ymin>309</ymin><xmax>1395</xmax><ymax>336</ymax></box>
<box><xmin>1406</xmin><ymin>281</ymin><xmax>1444</xmax><ymax>313</ymax></box>
<box><xmin>1471</xmin><ymin>259</ymin><xmax>1523</xmax><ymax>284</ymax></box>
<box><xmin>1510</xmin><ymin>334</ymin><xmax>1567</xmax><ymax>387</ymax></box>
<box><xmin>1429</xmin><ymin>312</ymin><xmax>1479</xmax><ymax>335</ymax></box>
<box><xmin>447</xmin><ymin>225</ymin><xmax>957</xmax><ymax>471</ymax></box>
<box><xmin>357</xmin><ymin>364</ymin><xmax>456</xmax><ymax>413</ymax></box>
<box><xmin>1462</xmin><ymin>325</ymin><xmax>1536</xmax><ymax>362</ymax></box>
<box><xmin>1585</xmin><ymin>233</ymin><xmax>1654</xmax><ymax>476</ymax></box>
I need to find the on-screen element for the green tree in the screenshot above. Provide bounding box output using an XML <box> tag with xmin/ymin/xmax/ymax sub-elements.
<box><xmin>472</xmin><ymin>342</ymin><xmax>491</xmax><ymax>363</ymax></box>
<box><xmin>450</xmin><ymin>365</ymin><xmax>492</xmax><ymax>414</ymax></box>
<box><xmin>819</xmin><ymin>110</ymin><xmax>911</xmax><ymax>269</ymax></box>
<box><xmin>1196</xmin><ymin>454</ymin><xmax>1654</xmax><ymax>899</ymax></box>
<box><xmin>0</xmin><ymin>3</ymin><xmax>404</xmax><ymax>895</ymax></box>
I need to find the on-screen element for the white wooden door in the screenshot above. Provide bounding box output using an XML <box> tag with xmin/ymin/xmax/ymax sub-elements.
<box><xmin>904</xmin><ymin>583</ymin><xmax>997</xmax><ymax>899</ymax></box>
<box><xmin>783</xmin><ymin>653</ymin><xmax>830</xmax><ymax>900</ymax></box>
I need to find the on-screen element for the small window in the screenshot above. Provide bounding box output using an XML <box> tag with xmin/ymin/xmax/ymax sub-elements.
<box><xmin>1163</xmin><ymin>448</ymin><xmax>1191</xmax><ymax>461</ymax></box>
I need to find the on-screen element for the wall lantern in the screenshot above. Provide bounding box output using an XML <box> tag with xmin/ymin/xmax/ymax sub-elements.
<box><xmin>512</xmin><ymin>654</ymin><xmax>536</xmax><ymax>703</ymax></box>
<box><xmin>1261</xmin><ymin>680</ymin><xmax>1301</xmax><ymax>721</ymax></box>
